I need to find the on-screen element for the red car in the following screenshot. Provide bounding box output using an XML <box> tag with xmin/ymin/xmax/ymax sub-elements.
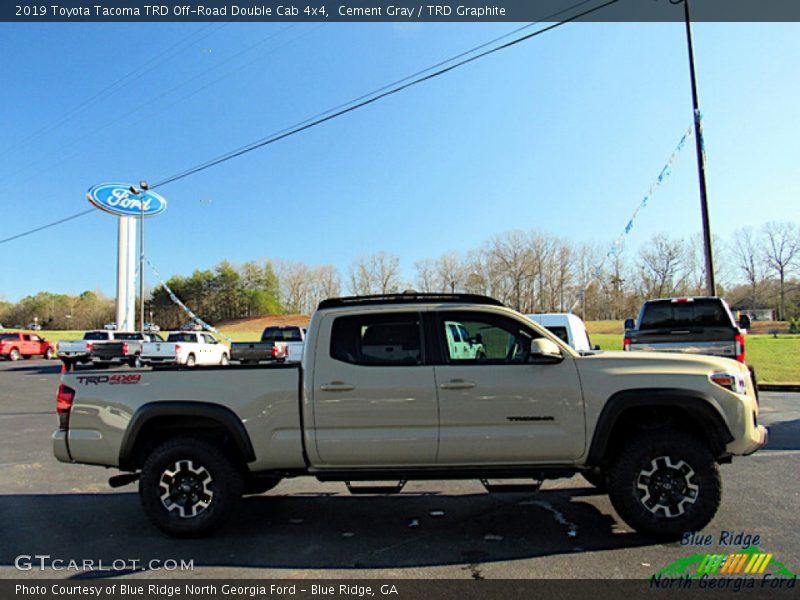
<box><xmin>0</xmin><ymin>332</ymin><xmax>55</xmax><ymax>361</ymax></box>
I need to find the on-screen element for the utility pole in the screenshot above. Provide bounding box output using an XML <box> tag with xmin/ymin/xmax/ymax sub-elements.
<box><xmin>673</xmin><ymin>0</ymin><xmax>716</xmax><ymax>296</ymax></box>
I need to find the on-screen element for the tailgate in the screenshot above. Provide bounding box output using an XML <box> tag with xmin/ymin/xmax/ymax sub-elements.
<box><xmin>629</xmin><ymin>327</ymin><xmax>737</xmax><ymax>358</ymax></box>
<box><xmin>232</xmin><ymin>342</ymin><xmax>273</xmax><ymax>359</ymax></box>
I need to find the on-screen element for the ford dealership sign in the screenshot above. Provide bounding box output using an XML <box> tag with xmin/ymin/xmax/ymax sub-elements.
<box><xmin>87</xmin><ymin>182</ymin><xmax>167</xmax><ymax>218</ymax></box>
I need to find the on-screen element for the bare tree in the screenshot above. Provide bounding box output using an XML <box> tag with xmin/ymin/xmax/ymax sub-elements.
<box><xmin>436</xmin><ymin>252</ymin><xmax>463</xmax><ymax>293</ymax></box>
<box><xmin>414</xmin><ymin>259</ymin><xmax>437</xmax><ymax>293</ymax></box>
<box><xmin>637</xmin><ymin>234</ymin><xmax>686</xmax><ymax>299</ymax></box>
<box><xmin>348</xmin><ymin>251</ymin><xmax>401</xmax><ymax>295</ymax></box>
<box><xmin>732</xmin><ymin>227</ymin><xmax>765</xmax><ymax>309</ymax></box>
<box><xmin>762</xmin><ymin>221</ymin><xmax>800</xmax><ymax>320</ymax></box>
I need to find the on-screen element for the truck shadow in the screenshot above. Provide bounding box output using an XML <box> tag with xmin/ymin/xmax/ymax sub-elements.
<box><xmin>765</xmin><ymin>418</ymin><xmax>800</xmax><ymax>451</ymax></box>
<box><xmin>0</xmin><ymin>487</ymin><xmax>655</xmax><ymax>576</ymax></box>
<box><xmin>2</xmin><ymin>362</ymin><xmax>64</xmax><ymax>375</ymax></box>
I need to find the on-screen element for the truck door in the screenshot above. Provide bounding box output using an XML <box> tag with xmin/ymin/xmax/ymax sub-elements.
<box><xmin>309</xmin><ymin>311</ymin><xmax>438</xmax><ymax>466</ymax></box>
<box><xmin>433</xmin><ymin>310</ymin><xmax>585</xmax><ymax>464</ymax></box>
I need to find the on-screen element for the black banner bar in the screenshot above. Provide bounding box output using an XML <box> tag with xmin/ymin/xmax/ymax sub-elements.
<box><xmin>5</xmin><ymin>0</ymin><xmax>800</xmax><ymax>23</ymax></box>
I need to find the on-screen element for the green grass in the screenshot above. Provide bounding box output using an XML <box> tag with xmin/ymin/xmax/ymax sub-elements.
<box><xmin>591</xmin><ymin>333</ymin><xmax>800</xmax><ymax>384</ymax></box>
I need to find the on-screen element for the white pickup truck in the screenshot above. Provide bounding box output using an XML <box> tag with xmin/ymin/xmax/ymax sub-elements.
<box><xmin>140</xmin><ymin>331</ymin><xmax>230</xmax><ymax>367</ymax></box>
<box><xmin>55</xmin><ymin>293</ymin><xmax>766</xmax><ymax>538</ymax></box>
<box><xmin>526</xmin><ymin>313</ymin><xmax>596</xmax><ymax>353</ymax></box>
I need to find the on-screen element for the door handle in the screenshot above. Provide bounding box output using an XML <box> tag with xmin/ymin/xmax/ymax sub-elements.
<box><xmin>439</xmin><ymin>379</ymin><xmax>476</xmax><ymax>390</ymax></box>
<box><xmin>320</xmin><ymin>382</ymin><xmax>355</xmax><ymax>392</ymax></box>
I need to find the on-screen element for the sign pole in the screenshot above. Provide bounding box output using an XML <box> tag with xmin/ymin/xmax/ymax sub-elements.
<box><xmin>115</xmin><ymin>216</ymin><xmax>129</xmax><ymax>329</ymax></box>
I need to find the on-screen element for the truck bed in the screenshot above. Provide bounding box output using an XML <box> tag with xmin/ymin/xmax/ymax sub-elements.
<box><xmin>59</xmin><ymin>363</ymin><xmax>305</xmax><ymax>472</ymax></box>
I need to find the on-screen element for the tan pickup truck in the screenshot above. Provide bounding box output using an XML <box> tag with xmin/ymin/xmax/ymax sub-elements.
<box><xmin>53</xmin><ymin>293</ymin><xmax>767</xmax><ymax>538</ymax></box>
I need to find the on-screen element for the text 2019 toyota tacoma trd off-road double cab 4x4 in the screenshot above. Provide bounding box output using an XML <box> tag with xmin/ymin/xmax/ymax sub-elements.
<box><xmin>53</xmin><ymin>294</ymin><xmax>767</xmax><ymax>537</ymax></box>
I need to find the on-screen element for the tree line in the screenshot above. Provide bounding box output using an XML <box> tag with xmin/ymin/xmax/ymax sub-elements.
<box><xmin>1</xmin><ymin>220</ymin><xmax>797</xmax><ymax>330</ymax></box>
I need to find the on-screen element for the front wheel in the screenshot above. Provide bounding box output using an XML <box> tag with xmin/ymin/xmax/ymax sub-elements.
<box><xmin>44</xmin><ymin>348</ymin><xmax>54</xmax><ymax>360</ymax></box>
<box><xmin>139</xmin><ymin>437</ymin><xmax>243</xmax><ymax>537</ymax></box>
<box><xmin>219</xmin><ymin>353</ymin><xmax>229</xmax><ymax>366</ymax></box>
<box><xmin>607</xmin><ymin>430</ymin><xmax>721</xmax><ymax>539</ymax></box>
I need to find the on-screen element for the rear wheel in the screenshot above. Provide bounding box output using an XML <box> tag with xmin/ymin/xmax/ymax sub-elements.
<box><xmin>219</xmin><ymin>353</ymin><xmax>229</xmax><ymax>366</ymax></box>
<box><xmin>139</xmin><ymin>437</ymin><xmax>243</xmax><ymax>537</ymax></box>
<box><xmin>185</xmin><ymin>354</ymin><xmax>196</xmax><ymax>367</ymax></box>
<box><xmin>9</xmin><ymin>348</ymin><xmax>20</xmax><ymax>361</ymax></box>
<box><xmin>607</xmin><ymin>430</ymin><xmax>721</xmax><ymax>539</ymax></box>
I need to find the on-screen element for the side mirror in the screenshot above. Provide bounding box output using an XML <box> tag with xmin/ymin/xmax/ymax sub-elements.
<box><xmin>593</xmin><ymin>344</ymin><xmax>601</xmax><ymax>351</ymax></box>
<box><xmin>624</xmin><ymin>318</ymin><xmax>635</xmax><ymax>331</ymax></box>
<box><xmin>738</xmin><ymin>315</ymin><xmax>751</xmax><ymax>330</ymax></box>
<box><xmin>530</xmin><ymin>338</ymin><xmax>563</xmax><ymax>361</ymax></box>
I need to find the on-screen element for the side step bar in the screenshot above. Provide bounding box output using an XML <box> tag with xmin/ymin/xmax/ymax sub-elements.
<box><xmin>480</xmin><ymin>479</ymin><xmax>542</xmax><ymax>493</ymax></box>
<box><xmin>345</xmin><ymin>480</ymin><xmax>407</xmax><ymax>495</ymax></box>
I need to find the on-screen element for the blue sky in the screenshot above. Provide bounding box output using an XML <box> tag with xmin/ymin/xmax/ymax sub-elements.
<box><xmin>1</xmin><ymin>20</ymin><xmax>798</xmax><ymax>301</ymax></box>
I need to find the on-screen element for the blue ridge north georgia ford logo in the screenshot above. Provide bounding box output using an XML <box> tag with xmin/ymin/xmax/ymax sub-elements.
<box><xmin>87</xmin><ymin>182</ymin><xmax>167</xmax><ymax>218</ymax></box>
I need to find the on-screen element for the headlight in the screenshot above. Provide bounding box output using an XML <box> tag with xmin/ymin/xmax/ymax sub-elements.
<box><xmin>710</xmin><ymin>371</ymin><xmax>747</xmax><ymax>394</ymax></box>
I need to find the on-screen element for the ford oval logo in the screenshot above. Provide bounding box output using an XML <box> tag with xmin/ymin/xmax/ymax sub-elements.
<box><xmin>87</xmin><ymin>182</ymin><xmax>167</xmax><ymax>218</ymax></box>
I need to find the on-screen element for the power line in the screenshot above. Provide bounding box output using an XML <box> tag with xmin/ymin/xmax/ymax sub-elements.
<box><xmin>0</xmin><ymin>23</ymin><xmax>226</xmax><ymax>166</ymax></box>
<box><xmin>0</xmin><ymin>0</ymin><xmax>617</xmax><ymax>247</ymax></box>
<box><xmin>152</xmin><ymin>0</ymin><xmax>617</xmax><ymax>188</ymax></box>
<box><xmin>0</xmin><ymin>209</ymin><xmax>97</xmax><ymax>245</ymax></box>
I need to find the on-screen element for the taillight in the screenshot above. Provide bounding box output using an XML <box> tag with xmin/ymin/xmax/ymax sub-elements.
<box><xmin>735</xmin><ymin>333</ymin><xmax>745</xmax><ymax>363</ymax></box>
<box><xmin>122</xmin><ymin>343</ymin><xmax>129</xmax><ymax>355</ymax></box>
<box><xmin>623</xmin><ymin>336</ymin><xmax>631</xmax><ymax>351</ymax></box>
<box><xmin>271</xmin><ymin>345</ymin><xmax>279</xmax><ymax>358</ymax></box>
<box><xmin>175</xmin><ymin>344</ymin><xmax>181</xmax><ymax>352</ymax></box>
<box><xmin>86</xmin><ymin>342</ymin><xmax>93</xmax><ymax>352</ymax></box>
<box><xmin>56</xmin><ymin>384</ymin><xmax>75</xmax><ymax>429</ymax></box>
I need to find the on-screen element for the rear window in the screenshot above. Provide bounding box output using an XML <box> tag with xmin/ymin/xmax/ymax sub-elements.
<box><xmin>639</xmin><ymin>300</ymin><xmax>733</xmax><ymax>329</ymax></box>
<box><xmin>261</xmin><ymin>327</ymin><xmax>303</xmax><ymax>342</ymax></box>
<box><xmin>0</xmin><ymin>333</ymin><xmax>19</xmax><ymax>340</ymax></box>
<box><xmin>167</xmin><ymin>333</ymin><xmax>196</xmax><ymax>343</ymax></box>
<box><xmin>114</xmin><ymin>333</ymin><xmax>142</xmax><ymax>341</ymax></box>
<box><xmin>330</xmin><ymin>313</ymin><xmax>422</xmax><ymax>366</ymax></box>
<box><xmin>83</xmin><ymin>332</ymin><xmax>109</xmax><ymax>340</ymax></box>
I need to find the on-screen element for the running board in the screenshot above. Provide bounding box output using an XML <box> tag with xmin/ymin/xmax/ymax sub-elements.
<box><xmin>480</xmin><ymin>479</ymin><xmax>542</xmax><ymax>493</ymax></box>
<box><xmin>345</xmin><ymin>480</ymin><xmax>407</xmax><ymax>495</ymax></box>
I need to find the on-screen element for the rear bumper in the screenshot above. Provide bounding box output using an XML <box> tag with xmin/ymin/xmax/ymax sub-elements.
<box><xmin>52</xmin><ymin>430</ymin><xmax>71</xmax><ymax>463</ymax></box>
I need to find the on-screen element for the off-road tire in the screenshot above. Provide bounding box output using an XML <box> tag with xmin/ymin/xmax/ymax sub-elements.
<box><xmin>607</xmin><ymin>430</ymin><xmax>721</xmax><ymax>539</ymax></box>
<box><xmin>581</xmin><ymin>467</ymin><xmax>607</xmax><ymax>491</ymax></box>
<box><xmin>139</xmin><ymin>437</ymin><xmax>243</xmax><ymax>537</ymax></box>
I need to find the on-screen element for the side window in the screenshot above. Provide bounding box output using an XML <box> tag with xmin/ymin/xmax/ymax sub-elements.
<box><xmin>448</xmin><ymin>323</ymin><xmax>461</xmax><ymax>342</ymax></box>
<box><xmin>22</xmin><ymin>335</ymin><xmax>31</xmax><ymax>341</ymax></box>
<box><xmin>331</xmin><ymin>312</ymin><xmax>422</xmax><ymax>366</ymax></box>
<box><xmin>30</xmin><ymin>335</ymin><xmax>42</xmax><ymax>342</ymax></box>
<box><xmin>439</xmin><ymin>312</ymin><xmax>537</xmax><ymax>365</ymax></box>
<box><xmin>202</xmin><ymin>334</ymin><xmax>216</xmax><ymax>344</ymax></box>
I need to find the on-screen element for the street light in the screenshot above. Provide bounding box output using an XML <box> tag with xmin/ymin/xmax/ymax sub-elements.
<box><xmin>129</xmin><ymin>180</ymin><xmax>149</xmax><ymax>332</ymax></box>
<box><xmin>671</xmin><ymin>0</ymin><xmax>716</xmax><ymax>296</ymax></box>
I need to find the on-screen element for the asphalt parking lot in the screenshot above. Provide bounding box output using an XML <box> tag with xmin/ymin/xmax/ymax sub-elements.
<box><xmin>1</xmin><ymin>359</ymin><xmax>798</xmax><ymax>580</ymax></box>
